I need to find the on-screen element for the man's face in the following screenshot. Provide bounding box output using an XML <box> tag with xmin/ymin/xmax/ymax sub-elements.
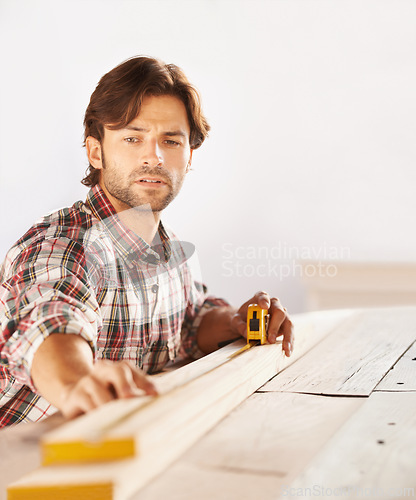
<box><xmin>96</xmin><ymin>94</ymin><xmax>192</xmax><ymax>213</ymax></box>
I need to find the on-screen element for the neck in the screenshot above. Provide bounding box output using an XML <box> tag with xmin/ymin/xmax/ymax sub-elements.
<box><xmin>99</xmin><ymin>182</ymin><xmax>161</xmax><ymax>245</ymax></box>
<box><xmin>118</xmin><ymin>207</ymin><xmax>161</xmax><ymax>245</ymax></box>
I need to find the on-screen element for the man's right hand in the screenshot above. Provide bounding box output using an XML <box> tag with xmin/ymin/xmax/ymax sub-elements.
<box><xmin>59</xmin><ymin>359</ymin><xmax>158</xmax><ymax>419</ymax></box>
<box><xmin>31</xmin><ymin>333</ymin><xmax>157</xmax><ymax>419</ymax></box>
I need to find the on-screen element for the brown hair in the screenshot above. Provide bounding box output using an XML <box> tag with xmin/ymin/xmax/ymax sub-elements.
<box><xmin>82</xmin><ymin>56</ymin><xmax>210</xmax><ymax>187</ymax></box>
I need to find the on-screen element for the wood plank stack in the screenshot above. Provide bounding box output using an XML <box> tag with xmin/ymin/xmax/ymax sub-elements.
<box><xmin>6</xmin><ymin>309</ymin><xmax>356</xmax><ymax>500</ymax></box>
<box><xmin>133</xmin><ymin>307</ymin><xmax>416</xmax><ymax>500</ymax></box>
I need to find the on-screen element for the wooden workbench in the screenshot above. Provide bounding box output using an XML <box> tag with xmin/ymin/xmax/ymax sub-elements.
<box><xmin>1</xmin><ymin>307</ymin><xmax>415</xmax><ymax>499</ymax></box>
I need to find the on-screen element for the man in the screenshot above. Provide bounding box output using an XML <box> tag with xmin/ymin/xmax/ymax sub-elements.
<box><xmin>0</xmin><ymin>56</ymin><xmax>293</xmax><ymax>427</ymax></box>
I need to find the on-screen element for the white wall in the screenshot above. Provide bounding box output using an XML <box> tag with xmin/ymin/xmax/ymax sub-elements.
<box><xmin>1</xmin><ymin>0</ymin><xmax>415</xmax><ymax>312</ymax></box>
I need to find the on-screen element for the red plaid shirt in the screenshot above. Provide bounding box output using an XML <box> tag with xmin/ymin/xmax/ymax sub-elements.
<box><xmin>0</xmin><ymin>185</ymin><xmax>228</xmax><ymax>427</ymax></box>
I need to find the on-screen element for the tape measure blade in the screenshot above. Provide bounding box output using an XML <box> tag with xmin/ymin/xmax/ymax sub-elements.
<box><xmin>228</xmin><ymin>340</ymin><xmax>260</xmax><ymax>359</ymax></box>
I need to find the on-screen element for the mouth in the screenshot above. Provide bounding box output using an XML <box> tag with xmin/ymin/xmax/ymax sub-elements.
<box><xmin>136</xmin><ymin>177</ymin><xmax>167</xmax><ymax>186</ymax></box>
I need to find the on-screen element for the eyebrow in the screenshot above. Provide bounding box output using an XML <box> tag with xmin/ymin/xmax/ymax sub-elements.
<box><xmin>123</xmin><ymin>126</ymin><xmax>187</xmax><ymax>138</ymax></box>
<box><xmin>124</xmin><ymin>126</ymin><xmax>149</xmax><ymax>133</ymax></box>
<box><xmin>164</xmin><ymin>130</ymin><xmax>187</xmax><ymax>138</ymax></box>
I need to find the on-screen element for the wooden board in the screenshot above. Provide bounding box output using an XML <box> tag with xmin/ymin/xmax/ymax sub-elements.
<box><xmin>7</xmin><ymin>383</ymin><xmax>283</xmax><ymax>500</ymax></box>
<box><xmin>375</xmin><ymin>341</ymin><xmax>416</xmax><ymax>392</ymax></box>
<box><xmin>133</xmin><ymin>392</ymin><xmax>364</xmax><ymax>500</ymax></box>
<box><xmin>261</xmin><ymin>307</ymin><xmax>416</xmax><ymax>396</ymax></box>
<box><xmin>6</xmin><ymin>343</ymin><xmax>282</xmax><ymax>499</ymax></box>
<box><xmin>39</xmin><ymin>340</ymin><xmax>280</xmax><ymax>465</ymax></box>
<box><xmin>0</xmin><ymin>414</ymin><xmax>65</xmax><ymax>500</ymax></box>
<box><xmin>287</xmin><ymin>392</ymin><xmax>416</xmax><ymax>500</ymax></box>
<box><xmin>40</xmin><ymin>308</ymin><xmax>353</xmax><ymax>465</ymax></box>
<box><xmin>6</xmin><ymin>309</ymin><xmax>353</xmax><ymax>499</ymax></box>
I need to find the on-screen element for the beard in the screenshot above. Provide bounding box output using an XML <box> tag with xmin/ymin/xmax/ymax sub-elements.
<box><xmin>101</xmin><ymin>152</ymin><xmax>185</xmax><ymax>213</ymax></box>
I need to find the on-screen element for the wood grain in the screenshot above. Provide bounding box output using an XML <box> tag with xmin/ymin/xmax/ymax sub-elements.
<box><xmin>287</xmin><ymin>392</ymin><xmax>416</xmax><ymax>500</ymax></box>
<box><xmin>261</xmin><ymin>307</ymin><xmax>416</xmax><ymax>396</ymax></box>
<box><xmin>375</xmin><ymin>341</ymin><xmax>416</xmax><ymax>392</ymax></box>
<box><xmin>134</xmin><ymin>392</ymin><xmax>364</xmax><ymax>500</ymax></box>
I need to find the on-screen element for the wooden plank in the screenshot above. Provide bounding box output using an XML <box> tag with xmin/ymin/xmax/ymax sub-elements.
<box><xmin>6</xmin><ymin>356</ymin><xmax>281</xmax><ymax>500</ymax></box>
<box><xmin>133</xmin><ymin>392</ymin><xmax>364</xmax><ymax>500</ymax></box>
<box><xmin>261</xmin><ymin>307</ymin><xmax>416</xmax><ymax>396</ymax></box>
<box><xmin>375</xmin><ymin>341</ymin><xmax>416</xmax><ymax>392</ymax></box>
<box><xmin>6</xmin><ymin>309</ymin><xmax>354</xmax><ymax>499</ymax></box>
<box><xmin>40</xmin><ymin>308</ymin><xmax>354</xmax><ymax>465</ymax></box>
<box><xmin>39</xmin><ymin>340</ymin><xmax>279</xmax><ymax>465</ymax></box>
<box><xmin>287</xmin><ymin>392</ymin><xmax>416</xmax><ymax>499</ymax></box>
<box><xmin>0</xmin><ymin>414</ymin><xmax>65</xmax><ymax>500</ymax></box>
<box><xmin>6</xmin><ymin>343</ymin><xmax>282</xmax><ymax>499</ymax></box>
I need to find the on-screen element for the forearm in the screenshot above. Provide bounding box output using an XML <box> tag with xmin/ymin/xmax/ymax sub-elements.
<box><xmin>31</xmin><ymin>333</ymin><xmax>94</xmax><ymax>410</ymax></box>
<box><xmin>196</xmin><ymin>306</ymin><xmax>241</xmax><ymax>354</ymax></box>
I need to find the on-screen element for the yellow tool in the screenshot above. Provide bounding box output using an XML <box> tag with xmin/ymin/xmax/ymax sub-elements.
<box><xmin>230</xmin><ymin>303</ymin><xmax>269</xmax><ymax>358</ymax></box>
<box><xmin>247</xmin><ymin>303</ymin><xmax>269</xmax><ymax>344</ymax></box>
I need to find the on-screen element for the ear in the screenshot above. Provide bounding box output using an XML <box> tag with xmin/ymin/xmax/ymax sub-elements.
<box><xmin>85</xmin><ymin>136</ymin><xmax>103</xmax><ymax>169</ymax></box>
<box><xmin>186</xmin><ymin>149</ymin><xmax>193</xmax><ymax>173</ymax></box>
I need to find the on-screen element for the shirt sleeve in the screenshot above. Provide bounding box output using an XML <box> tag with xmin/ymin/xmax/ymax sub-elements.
<box><xmin>179</xmin><ymin>279</ymin><xmax>230</xmax><ymax>360</ymax></box>
<box><xmin>0</xmin><ymin>236</ymin><xmax>101</xmax><ymax>391</ymax></box>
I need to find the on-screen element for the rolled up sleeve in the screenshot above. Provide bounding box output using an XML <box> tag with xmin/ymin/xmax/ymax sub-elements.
<box><xmin>0</xmin><ymin>237</ymin><xmax>101</xmax><ymax>391</ymax></box>
<box><xmin>179</xmin><ymin>280</ymin><xmax>230</xmax><ymax>360</ymax></box>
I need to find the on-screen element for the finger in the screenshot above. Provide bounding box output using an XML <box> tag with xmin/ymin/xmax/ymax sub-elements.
<box><xmin>266</xmin><ymin>299</ymin><xmax>292</xmax><ymax>353</ymax></box>
<box><xmin>253</xmin><ymin>290</ymin><xmax>271</xmax><ymax>310</ymax></box>
<box><xmin>94</xmin><ymin>360</ymin><xmax>158</xmax><ymax>398</ymax></box>
<box><xmin>246</xmin><ymin>291</ymin><xmax>271</xmax><ymax>311</ymax></box>
<box><xmin>131</xmin><ymin>368</ymin><xmax>158</xmax><ymax>396</ymax></box>
<box><xmin>112</xmin><ymin>360</ymin><xmax>158</xmax><ymax>397</ymax></box>
<box><xmin>267</xmin><ymin>297</ymin><xmax>286</xmax><ymax>342</ymax></box>
<box><xmin>237</xmin><ymin>291</ymin><xmax>271</xmax><ymax>317</ymax></box>
<box><xmin>93</xmin><ymin>360</ymin><xmax>138</xmax><ymax>398</ymax></box>
<box><xmin>61</xmin><ymin>384</ymin><xmax>97</xmax><ymax>419</ymax></box>
<box><xmin>230</xmin><ymin>313</ymin><xmax>247</xmax><ymax>337</ymax></box>
<box><xmin>267</xmin><ymin>300</ymin><xmax>294</xmax><ymax>357</ymax></box>
<box><xmin>86</xmin><ymin>375</ymin><xmax>119</xmax><ymax>405</ymax></box>
<box><xmin>280</xmin><ymin>315</ymin><xmax>294</xmax><ymax>357</ymax></box>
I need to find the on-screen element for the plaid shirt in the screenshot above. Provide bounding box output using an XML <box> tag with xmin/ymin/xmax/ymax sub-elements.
<box><xmin>0</xmin><ymin>185</ymin><xmax>228</xmax><ymax>427</ymax></box>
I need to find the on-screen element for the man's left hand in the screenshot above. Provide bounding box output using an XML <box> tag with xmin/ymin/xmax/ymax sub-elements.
<box><xmin>230</xmin><ymin>291</ymin><xmax>294</xmax><ymax>357</ymax></box>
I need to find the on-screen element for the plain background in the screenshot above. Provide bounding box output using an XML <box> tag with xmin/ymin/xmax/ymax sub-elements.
<box><xmin>0</xmin><ymin>0</ymin><xmax>415</xmax><ymax>312</ymax></box>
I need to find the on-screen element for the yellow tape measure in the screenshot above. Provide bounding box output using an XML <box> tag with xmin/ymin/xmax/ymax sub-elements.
<box><xmin>247</xmin><ymin>303</ymin><xmax>269</xmax><ymax>344</ymax></box>
<box><xmin>229</xmin><ymin>304</ymin><xmax>269</xmax><ymax>358</ymax></box>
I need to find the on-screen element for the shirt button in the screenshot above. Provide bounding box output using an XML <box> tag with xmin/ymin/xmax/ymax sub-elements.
<box><xmin>151</xmin><ymin>284</ymin><xmax>159</xmax><ymax>293</ymax></box>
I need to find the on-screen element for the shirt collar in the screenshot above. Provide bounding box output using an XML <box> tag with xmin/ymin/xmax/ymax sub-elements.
<box><xmin>85</xmin><ymin>184</ymin><xmax>172</xmax><ymax>266</ymax></box>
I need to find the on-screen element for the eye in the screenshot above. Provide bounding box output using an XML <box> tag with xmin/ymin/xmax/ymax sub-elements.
<box><xmin>164</xmin><ymin>139</ymin><xmax>181</xmax><ymax>146</ymax></box>
<box><xmin>124</xmin><ymin>137</ymin><xmax>139</xmax><ymax>143</ymax></box>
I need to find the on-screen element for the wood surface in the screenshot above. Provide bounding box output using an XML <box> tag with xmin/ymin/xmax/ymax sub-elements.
<box><xmin>9</xmin><ymin>392</ymin><xmax>364</xmax><ymax>500</ymax></box>
<box><xmin>40</xmin><ymin>308</ymin><xmax>351</xmax><ymax>465</ymax></box>
<box><xmin>0</xmin><ymin>413</ymin><xmax>65</xmax><ymax>500</ymax></box>
<box><xmin>6</xmin><ymin>308</ymin><xmax>351</xmax><ymax>499</ymax></box>
<box><xmin>134</xmin><ymin>392</ymin><xmax>364</xmax><ymax>500</ymax></box>
<box><xmin>6</xmin><ymin>343</ymin><xmax>282</xmax><ymax>499</ymax></box>
<box><xmin>375</xmin><ymin>341</ymin><xmax>416</xmax><ymax>392</ymax></box>
<box><xmin>288</xmin><ymin>392</ymin><xmax>416</xmax><ymax>500</ymax></box>
<box><xmin>261</xmin><ymin>307</ymin><xmax>416</xmax><ymax>396</ymax></box>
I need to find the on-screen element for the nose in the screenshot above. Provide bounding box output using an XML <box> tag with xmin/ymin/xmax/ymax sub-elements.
<box><xmin>141</xmin><ymin>139</ymin><xmax>163</xmax><ymax>168</ymax></box>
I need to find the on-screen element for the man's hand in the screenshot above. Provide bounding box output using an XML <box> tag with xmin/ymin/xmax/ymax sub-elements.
<box><xmin>59</xmin><ymin>360</ymin><xmax>158</xmax><ymax>419</ymax></box>
<box><xmin>229</xmin><ymin>291</ymin><xmax>294</xmax><ymax>357</ymax></box>
<box><xmin>197</xmin><ymin>291</ymin><xmax>294</xmax><ymax>357</ymax></box>
<box><xmin>31</xmin><ymin>334</ymin><xmax>157</xmax><ymax>420</ymax></box>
